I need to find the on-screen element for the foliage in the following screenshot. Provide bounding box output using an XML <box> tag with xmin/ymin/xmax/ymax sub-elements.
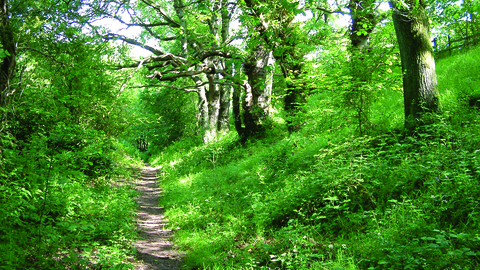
<box><xmin>2</xmin><ymin>0</ymin><xmax>479</xmax><ymax>269</ymax></box>
<box><xmin>0</xmin><ymin>125</ymin><xmax>142</xmax><ymax>269</ymax></box>
<box><xmin>134</xmin><ymin>84</ymin><xmax>199</xmax><ymax>157</ymax></box>
<box><xmin>1</xmin><ymin>1</ymin><xmax>143</xmax><ymax>268</ymax></box>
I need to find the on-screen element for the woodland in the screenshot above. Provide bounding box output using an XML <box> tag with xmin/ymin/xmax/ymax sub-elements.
<box><xmin>1</xmin><ymin>0</ymin><xmax>480</xmax><ymax>269</ymax></box>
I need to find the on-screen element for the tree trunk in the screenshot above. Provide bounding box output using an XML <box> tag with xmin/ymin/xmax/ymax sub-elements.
<box><xmin>196</xmin><ymin>82</ymin><xmax>211</xmax><ymax>142</ymax></box>
<box><xmin>242</xmin><ymin>45</ymin><xmax>273</xmax><ymax>139</ymax></box>
<box><xmin>274</xmin><ymin>26</ymin><xmax>307</xmax><ymax>134</ymax></box>
<box><xmin>349</xmin><ymin>0</ymin><xmax>377</xmax><ymax>50</ymax></box>
<box><xmin>218</xmin><ymin>82</ymin><xmax>231</xmax><ymax>132</ymax></box>
<box><xmin>232</xmin><ymin>82</ymin><xmax>246</xmax><ymax>142</ymax></box>
<box><xmin>205</xmin><ymin>72</ymin><xmax>220</xmax><ymax>143</ymax></box>
<box><xmin>283</xmin><ymin>65</ymin><xmax>306</xmax><ymax>133</ymax></box>
<box><xmin>173</xmin><ymin>0</ymin><xmax>232</xmax><ymax>143</ymax></box>
<box><xmin>346</xmin><ymin>0</ymin><xmax>380</xmax><ymax>135</ymax></box>
<box><xmin>0</xmin><ymin>0</ymin><xmax>15</xmax><ymax>111</ymax></box>
<box><xmin>390</xmin><ymin>0</ymin><xmax>440</xmax><ymax>130</ymax></box>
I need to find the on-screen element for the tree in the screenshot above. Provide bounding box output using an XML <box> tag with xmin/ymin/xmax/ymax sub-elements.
<box><xmin>347</xmin><ymin>0</ymin><xmax>388</xmax><ymax>135</ymax></box>
<box><xmin>390</xmin><ymin>0</ymin><xmax>440</xmax><ymax>129</ymax></box>
<box><xmin>0</xmin><ymin>0</ymin><xmax>16</xmax><ymax>125</ymax></box>
<box><xmin>314</xmin><ymin>0</ymin><xmax>387</xmax><ymax>135</ymax></box>
<box><xmin>268</xmin><ymin>1</ymin><xmax>309</xmax><ymax>133</ymax></box>
<box><xmin>85</xmin><ymin>0</ymin><xmax>238</xmax><ymax>143</ymax></box>
<box><xmin>428</xmin><ymin>0</ymin><xmax>479</xmax><ymax>54</ymax></box>
<box><xmin>242</xmin><ymin>0</ymin><xmax>311</xmax><ymax>134</ymax></box>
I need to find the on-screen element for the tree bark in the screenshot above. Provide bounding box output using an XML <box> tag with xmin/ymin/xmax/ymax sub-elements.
<box><xmin>390</xmin><ymin>0</ymin><xmax>440</xmax><ymax>130</ymax></box>
<box><xmin>242</xmin><ymin>45</ymin><xmax>273</xmax><ymax>139</ymax></box>
<box><xmin>348</xmin><ymin>0</ymin><xmax>377</xmax><ymax>50</ymax></box>
<box><xmin>274</xmin><ymin>24</ymin><xmax>307</xmax><ymax>134</ymax></box>
<box><xmin>217</xmin><ymin>0</ymin><xmax>232</xmax><ymax>133</ymax></box>
<box><xmin>0</xmin><ymin>0</ymin><xmax>15</xmax><ymax>111</ymax></box>
<box><xmin>171</xmin><ymin>0</ymin><xmax>232</xmax><ymax>143</ymax></box>
<box><xmin>283</xmin><ymin>64</ymin><xmax>306</xmax><ymax>133</ymax></box>
<box><xmin>218</xmin><ymin>82</ymin><xmax>231</xmax><ymax>132</ymax></box>
<box><xmin>232</xmin><ymin>81</ymin><xmax>246</xmax><ymax>142</ymax></box>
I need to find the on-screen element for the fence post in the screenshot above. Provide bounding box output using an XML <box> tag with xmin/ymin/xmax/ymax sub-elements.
<box><xmin>448</xmin><ymin>35</ymin><xmax>451</xmax><ymax>56</ymax></box>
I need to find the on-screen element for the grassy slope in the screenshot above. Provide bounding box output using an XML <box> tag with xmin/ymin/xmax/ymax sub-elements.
<box><xmin>152</xmin><ymin>46</ymin><xmax>480</xmax><ymax>270</ymax></box>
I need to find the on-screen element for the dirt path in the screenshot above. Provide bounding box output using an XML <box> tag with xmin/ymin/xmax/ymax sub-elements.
<box><xmin>134</xmin><ymin>165</ymin><xmax>181</xmax><ymax>270</ymax></box>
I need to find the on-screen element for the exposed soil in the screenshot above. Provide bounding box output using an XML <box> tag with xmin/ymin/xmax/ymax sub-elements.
<box><xmin>134</xmin><ymin>165</ymin><xmax>182</xmax><ymax>270</ymax></box>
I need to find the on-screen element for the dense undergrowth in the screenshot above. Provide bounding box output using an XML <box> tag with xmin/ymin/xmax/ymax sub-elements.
<box><xmin>150</xmin><ymin>47</ymin><xmax>480</xmax><ymax>269</ymax></box>
<box><xmin>0</xmin><ymin>123</ymin><xmax>143</xmax><ymax>269</ymax></box>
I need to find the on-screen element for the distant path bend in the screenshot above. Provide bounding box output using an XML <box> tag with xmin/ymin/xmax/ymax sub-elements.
<box><xmin>134</xmin><ymin>165</ymin><xmax>181</xmax><ymax>270</ymax></box>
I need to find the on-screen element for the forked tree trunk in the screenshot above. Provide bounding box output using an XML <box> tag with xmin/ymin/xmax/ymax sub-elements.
<box><xmin>174</xmin><ymin>0</ymin><xmax>232</xmax><ymax>143</ymax></box>
<box><xmin>390</xmin><ymin>0</ymin><xmax>440</xmax><ymax>130</ymax></box>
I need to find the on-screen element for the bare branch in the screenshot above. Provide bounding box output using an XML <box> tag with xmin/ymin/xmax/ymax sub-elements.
<box><xmin>315</xmin><ymin>6</ymin><xmax>350</xmax><ymax>16</ymax></box>
<box><xmin>108</xmin><ymin>56</ymin><xmax>150</xmax><ymax>116</ymax></box>
<box><xmin>132</xmin><ymin>81</ymin><xmax>233</xmax><ymax>92</ymax></box>
<box><xmin>18</xmin><ymin>47</ymin><xmax>67</xmax><ymax>66</ymax></box>
<box><xmin>112</xmin><ymin>52</ymin><xmax>189</xmax><ymax>70</ymax></box>
<box><xmin>104</xmin><ymin>33</ymin><xmax>164</xmax><ymax>55</ymax></box>
<box><xmin>217</xmin><ymin>69</ymin><xmax>246</xmax><ymax>88</ymax></box>
<box><xmin>140</xmin><ymin>0</ymin><xmax>182</xmax><ymax>28</ymax></box>
<box><xmin>132</xmin><ymin>83</ymin><xmax>199</xmax><ymax>92</ymax></box>
<box><xmin>197</xmin><ymin>50</ymin><xmax>232</xmax><ymax>61</ymax></box>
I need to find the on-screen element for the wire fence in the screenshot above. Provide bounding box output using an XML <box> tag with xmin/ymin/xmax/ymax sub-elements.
<box><xmin>433</xmin><ymin>33</ymin><xmax>480</xmax><ymax>58</ymax></box>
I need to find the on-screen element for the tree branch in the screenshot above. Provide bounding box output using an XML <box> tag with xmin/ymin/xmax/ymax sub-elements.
<box><xmin>132</xmin><ymin>83</ymin><xmax>199</xmax><ymax>92</ymax></box>
<box><xmin>315</xmin><ymin>6</ymin><xmax>350</xmax><ymax>16</ymax></box>
<box><xmin>104</xmin><ymin>33</ymin><xmax>165</xmax><ymax>55</ymax></box>
<box><xmin>147</xmin><ymin>65</ymin><xmax>210</xmax><ymax>81</ymax></box>
<box><xmin>18</xmin><ymin>47</ymin><xmax>67</xmax><ymax>66</ymax></box>
<box><xmin>140</xmin><ymin>0</ymin><xmax>182</xmax><ymax>28</ymax></box>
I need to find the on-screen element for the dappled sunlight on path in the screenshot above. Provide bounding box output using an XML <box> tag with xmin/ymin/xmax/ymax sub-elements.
<box><xmin>134</xmin><ymin>165</ymin><xmax>181</xmax><ymax>270</ymax></box>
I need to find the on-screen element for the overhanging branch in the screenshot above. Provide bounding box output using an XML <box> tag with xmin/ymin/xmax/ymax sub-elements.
<box><xmin>132</xmin><ymin>83</ymin><xmax>198</xmax><ymax>92</ymax></box>
<box><xmin>104</xmin><ymin>33</ymin><xmax>164</xmax><ymax>55</ymax></box>
<box><xmin>140</xmin><ymin>0</ymin><xmax>182</xmax><ymax>28</ymax></box>
<box><xmin>147</xmin><ymin>65</ymin><xmax>210</xmax><ymax>81</ymax></box>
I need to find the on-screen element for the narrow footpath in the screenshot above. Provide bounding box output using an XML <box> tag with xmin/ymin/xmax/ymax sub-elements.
<box><xmin>134</xmin><ymin>165</ymin><xmax>181</xmax><ymax>270</ymax></box>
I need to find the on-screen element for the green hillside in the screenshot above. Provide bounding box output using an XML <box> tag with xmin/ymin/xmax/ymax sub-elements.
<box><xmin>151</xmin><ymin>46</ymin><xmax>480</xmax><ymax>269</ymax></box>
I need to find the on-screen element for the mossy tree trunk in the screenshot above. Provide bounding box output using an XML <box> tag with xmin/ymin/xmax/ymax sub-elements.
<box><xmin>274</xmin><ymin>25</ymin><xmax>307</xmax><ymax>134</ymax></box>
<box><xmin>242</xmin><ymin>45</ymin><xmax>272</xmax><ymax>140</ymax></box>
<box><xmin>390</xmin><ymin>0</ymin><xmax>440</xmax><ymax>130</ymax></box>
